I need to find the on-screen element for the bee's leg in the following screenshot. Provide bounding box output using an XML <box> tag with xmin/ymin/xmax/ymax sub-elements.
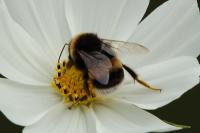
<box><xmin>122</xmin><ymin>64</ymin><xmax>161</xmax><ymax>92</ymax></box>
<box><xmin>83</xmin><ymin>72</ymin><xmax>90</xmax><ymax>96</ymax></box>
<box><xmin>66</xmin><ymin>59</ymin><xmax>73</xmax><ymax>69</ymax></box>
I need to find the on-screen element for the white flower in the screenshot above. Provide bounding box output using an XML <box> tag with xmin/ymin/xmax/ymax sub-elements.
<box><xmin>0</xmin><ymin>0</ymin><xmax>200</xmax><ymax>133</ymax></box>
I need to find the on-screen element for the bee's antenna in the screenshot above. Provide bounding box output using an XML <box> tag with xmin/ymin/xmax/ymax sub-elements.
<box><xmin>58</xmin><ymin>43</ymin><xmax>69</xmax><ymax>64</ymax></box>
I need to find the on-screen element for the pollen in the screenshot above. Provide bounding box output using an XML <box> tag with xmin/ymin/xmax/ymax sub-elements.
<box><xmin>51</xmin><ymin>60</ymin><xmax>96</xmax><ymax>108</ymax></box>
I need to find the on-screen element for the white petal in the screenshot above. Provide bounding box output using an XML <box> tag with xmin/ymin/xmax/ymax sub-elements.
<box><xmin>0</xmin><ymin>3</ymin><xmax>58</xmax><ymax>85</ymax></box>
<box><xmin>0</xmin><ymin>79</ymin><xmax>61</xmax><ymax>126</ymax></box>
<box><xmin>129</xmin><ymin>0</ymin><xmax>200</xmax><ymax>67</ymax></box>
<box><xmin>23</xmin><ymin>104</ymin><xmax>96</xmax><ymax>133</ymax></box>
<box><xmin>92</xmin><ymin>99</ymin><xmax>180</xmax><ymax>133</ymax></box>
<box><xmin>115</xmin><ymin>56</ymin><xmax>200</xmax><ymax>110</ymax></box>
<box><xmin>65</xmin><ymin>0</ymin><xmax>149</xmax><ymax>40</ymax></box>
<box><xmin>4</xmin><ymin>0</ymin><xmax>71</xmax><ymax>57</ymax></box>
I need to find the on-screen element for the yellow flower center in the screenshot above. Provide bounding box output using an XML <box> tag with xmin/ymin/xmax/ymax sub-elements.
<box><xmin>51</xmin><ymin>60</ymin><xmax>96</xmax><ymax>108</ymax></box>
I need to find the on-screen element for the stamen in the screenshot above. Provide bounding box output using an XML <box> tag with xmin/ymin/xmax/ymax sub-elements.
<box><xmin>63</xmin><ymin>61</ymin><xmax>66</xmax><ymax>67</ymax></box>
<box><xmin>57</xmin><ymin>64</ymin><xmax>61</xmax><ymax>69</ymax></box>
<box><xmin>51</xmin><ymin>60</ymin><xmax>96</xmax><ymax>108</ymax></box>
<box><xmin>58</xmin><ymin>72</ymin><xmax>61</xmax><ymax>77</ymax></box>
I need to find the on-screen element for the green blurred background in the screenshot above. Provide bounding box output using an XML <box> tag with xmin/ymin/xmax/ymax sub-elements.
<box><xmin>0</xmin><ymin>0</ymin><xmax>200</xmax><ymax>132</ymax></box>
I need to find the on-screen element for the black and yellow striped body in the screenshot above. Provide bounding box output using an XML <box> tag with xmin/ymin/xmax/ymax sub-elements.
<box><xmin>68</xmin><ymin>33</ymin><xmax>124</xmax><ymax>90</ymax></box>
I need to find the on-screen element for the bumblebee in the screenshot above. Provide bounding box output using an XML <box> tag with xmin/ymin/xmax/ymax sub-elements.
<box><xmin>58</xmin><ymin>33</ymin><xmax>161</xmax><ymax>95</ymax></box>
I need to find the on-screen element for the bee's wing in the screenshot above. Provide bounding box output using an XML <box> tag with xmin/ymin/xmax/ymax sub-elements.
<box><xmin>79</xmin><ymin>50</ymin><xmax>112</xmax><ymax>85</ymax></box>
<box><xmin>102</xmin><ymin>39</ymin><xmax>149</xmax><ymax>58</ymax></box>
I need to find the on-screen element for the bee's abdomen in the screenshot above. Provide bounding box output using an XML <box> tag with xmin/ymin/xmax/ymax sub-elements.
<box><xmin>93</xmin><ymin>68</ymin><xmax>124</xmax><ymax>89</ymax></box>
